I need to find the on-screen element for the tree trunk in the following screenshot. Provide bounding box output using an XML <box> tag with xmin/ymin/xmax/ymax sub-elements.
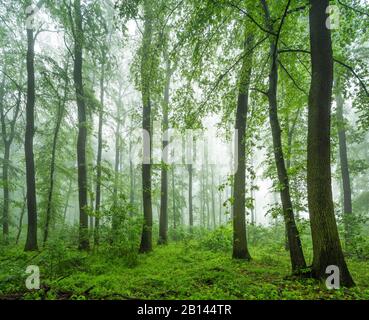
<box><xmin>63</xmin><ymin>179</ymin><xmax>73</xmax><ymax>225</ymax></box>
<box><xmin>2</xmin><ymin>142</ymin><xmax>10</xmax><ymax>242</ymax></box>
<box><xmin>307</xmin><ymin>0</ymin><xmax>354</xmax><ymax>286</ymax></box>
<box><xmin>94</xmin><ymin>62</ymin><xmax>104</xmax><ymax>246</ymax></box>
<box><xmin>261</xmin><ymin>0</ymin><xmax>306</xmax><ymax>273</ymax></box>
<box><xmin>24</xmin><ymin>25</ymin><xmax>38</xmax><ymax>251</ymax></box>
<box><xmin>73</xmin><ymin>0</ymin><xmax>89</xmax><ymax>250</ymax></box>
<box><xmin>43</xmin><ymin>63</ymin><xmax>69</xmax><ymax>245</ymax></box>
<box><xmin>172</xmin><ymin>166</ymin><xmax>176</xmax><ymax>230</ymax></box>
<box><xmin>129</xmin><ymin>124</ymin><xmax>135</xmax><ymax>214</ymax></box>
<box><xmin>188</xmin><ymin>163</ymin><xmax>193</xmax><ymax>229</ymax></box>
<box><xmin>335</xmin><ymin>81</ymin><xmax>353</xmax><ymax>248</ymax></box>
<box><xmin>158</xmin><ymin>59</ymin><xmax>171</xmax><ymax>244</ymax></box>
<box><xmin>16</xmin><ymin>192</ymin><xmax>27</xmax><ymax>245</ymax></box>
<box><xmin>211</xmin><ymin>165</ymin><xmax>216</xmax><ymax>229</ymax></box>
<box><xmin>139</xmin><ymin>0</ymin><xmax>153</xmax><ymax>253</ymax></box>
<box><xmin>232</xmin><ymin>33</ymin><xmax>253</xmax><ymax>260</ymax></box>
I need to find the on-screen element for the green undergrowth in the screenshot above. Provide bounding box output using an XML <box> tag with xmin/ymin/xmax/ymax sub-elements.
<box><xmin>1</xmin><ymin>239</ymin><xmax>369</xmax><ymax>300</ymax></box>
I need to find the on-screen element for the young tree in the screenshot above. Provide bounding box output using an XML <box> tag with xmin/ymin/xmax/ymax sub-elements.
<box><xmin>232</xmin><ymin>30</ymin><xmax>253</xmax><ymax>261</ymax></box>
<box><xmin>0</xmin><ymin>65</ymin><xmax>22</xmax><ymax>243</ymax></box>
<box><xmin>335</xmin><ymin>78</ymin><xmax>353</xmax><ymax>248</ymax></box>
<box><xmin>43</xmin><ymin>60</ymin><xmax>69</xmax><ymax>245</ymax></box>
<box><xmin>158</xmin><ymin>56</ymin><xmax>171</xmax><ymax>244</ymax></box>
<box><xmin>260</xmin><ymin>0</ymin><xmax>306</xmax><ymax>273</ymax></box>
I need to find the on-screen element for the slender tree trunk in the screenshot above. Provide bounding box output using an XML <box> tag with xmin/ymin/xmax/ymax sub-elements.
<box><xmin>139</xmin><ymin>0</ymin><xmax>153</xmax><ymax>253</ymax></box>
<box><xmin>2</xmin><ymin>143</ymin><xmax>10</xmax><ymax>242</ymax></box>
<box><xmin>232</xmin><ymin>33</ymin><xmax>253</xmax><ymax>260</ymax></box>
<box><xmin>307</xmin><ymin>0</ymin><xmax>354</xmax><ymax>286</ymax></box>
<box><xmin>0</xmin><ymin>71</ymin><xmax>10</xmax><ymax>243</ymax></box>
<box><xmin>16</xmin><ymin>192</ymin><xmax>27</xmax><ymax>245</ymax></box>
<box><xmin>73</xmin><ymin>0</ymin><xmax>89</xmax><ymax>250</ymax></box>
<box><xmin>94</xmin><ymin>62</ymin><xmax>104</xmax><ymax>246</ymax></box>
<box><xmin>172</xmin><ymin>166</ymin><xmax>176</xmax><ymax>230</ymax></box>
<box><xmin>218</xmin><ymin>177</ymin><xmax>222</xmax><ymax>226</ymax></box>
<box><xmin>211</xmin><ymin>165</ymin><xmax>216</xmax><ymax>229</ymax></box>
<box><xmin>24</xmin><ymin>24</ymin><xmax>38</xmax><ymax>251</ymax></box>
<box><xmin>43</xmin><ymin>64</ymin><xmax>69</xmax><ymax>245</ymax></box>
<box><xmin>63</xmin><ymin>179</ymin><xmax>73</xmax><ymax>225</ymax></box>
<box><xmin>335</xmin><ymin>81</ymin><xmax>353</xmax><ymax>248</ymax></box>
<box><xmin>200</xmin><ymin>166</ymin><xmax>204</xmax><ymax>227</ymax></box>
<box><xmin>158</xmin><ymin>59</ymin><xmax>171</xmax><ymax>244</ymax></box>
<box><xmin>129</xmin><ymin>128</ymin><xmax>135</xmax><ymax>214</ymax></box>
<box><xmin>188</xmin><ymin>163</ymin><xmax>193</xmax><ymax>228</ymax></box>
<box><xmin>261</xmin><ymin>0</ymin><xmax>306</xmax><ymax>272</ymax></box>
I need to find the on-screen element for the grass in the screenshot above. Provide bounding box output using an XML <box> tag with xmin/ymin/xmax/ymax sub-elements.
<box><xmin>1</xmin><ymin>239</ymin><xmax>369</xmax><ymax>300</ymax></box>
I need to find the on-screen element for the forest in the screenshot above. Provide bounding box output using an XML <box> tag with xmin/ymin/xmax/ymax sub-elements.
<box><xmin>0</xmin><ymin>0</ymin><xmax>369</xmax><ymax>301</ymax></box>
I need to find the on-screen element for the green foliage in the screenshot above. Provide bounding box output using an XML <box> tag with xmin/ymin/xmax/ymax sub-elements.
<box><xmin>1</xmin><ymin>239</ymin><xmax>369</xmax><ymax>300</ymax></box>
<box><xmin>199</xmin><ymin>225</ymin><xmax>232</xmax><ymax>252</ymax></box>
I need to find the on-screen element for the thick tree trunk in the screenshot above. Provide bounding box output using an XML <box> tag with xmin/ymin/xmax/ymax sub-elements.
<box><xmin>261</xmin><ymin>0</ymin><xmax>306</xmax><ymax>273</ymax></box>
<box><xmin>139</xmin><ymin>0</ymin><xmax>153</xmax><ymax>253</ymax></box>
<box><xmin>24</xmin><ymin>26</ymin><xmax>38</xmax><ymax>251</ymax></box>
<box><xmin>158</xmin><ymin>60</ymin><xmax>171</xmax><ymax>244</ymax></box>
<box><xmin>232</xmin><ymin>33</ymin><xmax>253</xmax><ymax>260</ymax></box>
<box><xmin>307</xmin><ymin>0</ymin><xmax>354</xmax><ymax>286</ymax></box>
<box><xmin>335</xmin><ymin>82</ymin><xmax>353</xmax><ymax>248</ymax></box>
<box><xmin>73</xmin><ymin>0</ymin><xmax>89</xmax><ymax>250</ymax></box>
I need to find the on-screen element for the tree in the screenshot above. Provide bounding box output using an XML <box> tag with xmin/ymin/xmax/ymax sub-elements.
<box><xmin>307</xmin><ymin>0</ymin><xmax>354</xmax><ymax>287</ymax></box>
<box><xmin>24</xmin><ymin>0</ymin><xmax>45</xmax><ymax>251</ymax></box>
<box><xmin>0</xmin><ymin>64</ymin><xmax>22</xmax><ymax>243</ymax></box>
<box><xmin>158</xmin><ymin>54</ymin><xmax>171</xmax><ymax>244</ymax></box>
<box><xmin>139</xmin><ymin>0</ymin><xmax>154</xmax><ymax>253</ymax></box>
<box><xmin>260</xmin><ymin>0</ymin><xmax>306</xmax><ymax>273</ymax></box>
<box><xmin>43</xmin><ymin>59</ymin><xmax>69</xmax><ymax>245</ymax></box>
<box><xmin>73</xmin><ymin>0</ymin><xmax>89</xmax><ymax>250</ymax></box>
<box><xmin>335</xmin><ymin>77</ymin><xmax>353</xmax><ymax>248</ymax></box>
<box><xmin>94</xmin><ymin>52</ymin><xmax>105</xmax><ymax>246</ymax></box>
<box><xmin>232</xmin><ymin>29</ymin><xmax>253</xmax><ymax>261</ymax></box>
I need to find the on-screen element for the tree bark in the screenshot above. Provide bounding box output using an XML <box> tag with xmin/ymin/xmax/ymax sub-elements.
<box><xmin>172</xmin><ymin>166</ymin><xmax>176</xmax><ymax>230</ymax></box>
<box><xmin>335</xmin><ymin>81</ymin><xmax>353</xmax><ymax>248</ymax></box>
<box><xmin>43</xmin><ymin>63</ymin><xmax>69</xmax><ymax>245</ymax></box>
<box><xmin>261</xmin><ymin>0</ymin><xmax>306</xmax><ymax>272</ymax></box>
<box><xmin>158</xmin><ymin>59</ymin><xmax>171</xmax><ymax>244</ymax></box>
<box><xmin>16</xmin><ymin>191</ymin><xmax>27</xmax><ymax>245</ymax></box>
<box><xmin>232</xmin><ymin>33</ymin><xmax>253</xmax><ymax>260</ymax></box>
<box><xmin>211</xmin><ymin>165</ymin><xmax>216</xmax><ymax>229</ymax></box>
<box><xmin>188</xmin><ymin>163</ymin><xmax>193</xmax><ymax>228</ymax></box>
<box><xmin>94</xmin><ymin>61</ymin><xmax>104</xmax><ymax>246</ymax></box>
<box><xmin>307</xmin><ymin>0</ymin><xmax>354</xmax><ymax>286</ymax></box>
<box><xmin>63</xmin><ymin>178</ymin><xmax>73</xmax><ymax>225</ymax></box>
<box><xmin>24</xmin><ymin>25</ymin><xmax>38</xmax><ymax>251</ymax></box>
<box><xmin>139</xmin><ymin>0</ymin><xmax>153</xmax><ymax>253</ymax></box>
<box><xmin>73</xmin><ymin>0</ymin><xmax>89</xmax><ymax>250</ymax></box>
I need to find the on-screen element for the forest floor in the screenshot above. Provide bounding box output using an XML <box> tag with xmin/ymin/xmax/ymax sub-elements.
<box><xmin>1</xmin><ymin>241</ymin><xmax>369</xmax><ymax>300</ymax></box>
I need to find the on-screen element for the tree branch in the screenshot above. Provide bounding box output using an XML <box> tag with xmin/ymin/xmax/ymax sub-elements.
<box><xmin>279</xmin><ymin>48</ymin><xmax>369</xmax><ymax>97</ymax></box>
